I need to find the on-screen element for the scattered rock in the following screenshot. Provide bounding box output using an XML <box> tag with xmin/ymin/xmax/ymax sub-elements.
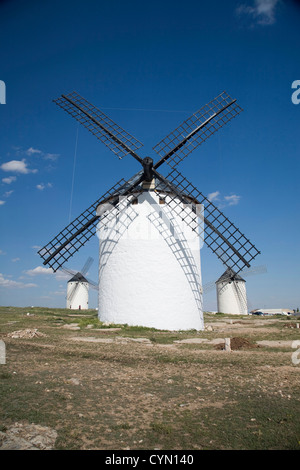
<box><xmin>7</xmin><ymin>329</ymin><xmax>46</xmax><ymax>339</ymax></box>
<box><xmin>256</xmin><ymin>340</ymin><xmax>294</xmax><ymax>348</ymax></box>
<box><xmin>174</xmin><ymin>338</ymin><xmax>208</xmax><ymax>344</ymax></box>
<box><xmin>71</xmin><ymin>336</ymin><xmax>114</xmax><ymax>343</ymax></box>
<box><xmin>94</xmin><ymin>327</ymin><xmax>122</xmax><ymax>332</ymax></box>
<box><xmin>62</xmin><ymin>323</ymin><xmax>80</xmax><ymax>330</ymax></box>
<box><xmin>215</xmin><ymin>337</ymin><xmax>259</xmax><ymax>350</ymax></box>
<box><xmin>0</xmin><ymin>422</ymin><xmax>57</xmax><ymax>450</ymax></box>
<box><xmin>67</xmin><ymin>378</ymin><xmax>80</xmax><ymax>385</ymax></box>
<box><xmin>117</xmin><ymin>337</ymin><xmax>152</xmax><ymax>344</ymax></box>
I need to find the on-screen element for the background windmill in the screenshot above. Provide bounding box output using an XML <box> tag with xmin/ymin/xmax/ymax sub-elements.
<box><xmin>38</xmin><ymin>90</ymin><xmax>260</xmax><ymax>330</ymax></box>
<box><xmin>202</xmin><ymin>265</ymin><xmax>267</xmax><ymax>315</ymax></box>
<box><xmin>60</xmin><ymin>257</ymin><xmax>98</xmax><ymax>310</ymax></box>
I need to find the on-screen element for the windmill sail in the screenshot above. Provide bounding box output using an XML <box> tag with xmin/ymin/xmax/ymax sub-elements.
<box><xmin>54</xmin><ymin>92</ymin><xmax>144</xmax><ymax>161</ymax></box>
<box><xmin>39</xmin><ymin>89</ymin><xmax>260</xmax><ymax>281</ymax></box>
<box><xmin>38</xmin><ymin>172</ymin><xmax>144</xmax><ymax>271</ymax></box>
<box><xmin>153</xmin><ymin>91</ymin><xmax>243</xmax><ymax>170</ymax></box>
<box><xmin>153</xmin><ymin>168</ymin><xmax>260</xmax><ymax>274</ymax></box>
<box><xmin>202</xmin><ymin>265</ymin><xmax>267</xmax><ymax>294</ymax></box>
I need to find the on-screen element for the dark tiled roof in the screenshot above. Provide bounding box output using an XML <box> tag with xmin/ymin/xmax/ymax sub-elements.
<box><xmin>68</xmin><ymin>272</ymin><xmax>88</xmax><ymax>283</ymax></box>
<box><xmin>216</xmin><ymin>267</ymin><xmax>245</xmax><ymax>283</ymax></box>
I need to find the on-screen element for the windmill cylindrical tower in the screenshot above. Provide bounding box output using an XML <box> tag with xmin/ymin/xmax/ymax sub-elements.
<box><xmin>96</xmin><ymin>182</ymin><xmax>204</xmax><ymax>330</ymax></box>
<box><xmin>66</xmin><ymin>273</ymin><xmax>89</xmax><ymax>310</ymax></box>
<box><xmin>216</xmin><ymin>268</ymin><xmax>247</xmax><ymax>315</ymax></box>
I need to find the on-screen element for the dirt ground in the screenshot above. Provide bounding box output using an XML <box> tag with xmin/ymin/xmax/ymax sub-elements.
<box><xmin>0</xmin><ymin>308</ymin><xmax>300</xmax><ymax>450</ymax></box>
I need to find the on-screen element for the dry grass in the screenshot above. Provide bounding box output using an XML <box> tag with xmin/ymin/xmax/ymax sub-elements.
<box><xmin>0</xmin><ymin>306</ymin><xmax>300</xmax><ymax>450</ymax></box>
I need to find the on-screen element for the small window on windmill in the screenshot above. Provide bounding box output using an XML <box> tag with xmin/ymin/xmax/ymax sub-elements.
<box><xmin>132</xmin><ymin>197</ymin><xmax>138</xmax><ymax>205</ymax></box>
<box><xmin>159</xmin><ymin>196</ymin><xmax>165</xmax><ymax>205</ymax></box>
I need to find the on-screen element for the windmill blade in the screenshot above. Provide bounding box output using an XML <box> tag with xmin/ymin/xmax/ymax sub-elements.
<box><xmin>85</xmin><ymin>277</ymin><xmax>98</xmax><ymax>290</ymax></box>
<box><xmin>59</xmin><ymin>266</ymin><xmax>77</xmax><ymax>278</ymax></box>
<box><xmin>216</xmin><ymin>265</ymin><xmax>267</xmax><ymax>285</ymax></box>
<box><xmin>153</xmin><ymin>91</ymin><xmax>242</xmax><ymax>170</ymax></box>
<box><xmin>38</xmin><ymin>171</ymin><xmax>145</xmax><ymax>272</ymax></box>
<box><xmin>232</xmin><ymin>281</ymin><xmax>248</xmax><ymax>314</ymax></box>
<box><xmin>202</xmin><ymin>265</ymin><xmax>267</xmax><ymax>294</ymax></box>
<box><xmin>153</xmin><ymin>168</ymin><xmax>260</xmax><ymax>274</ymax></box>
<box><xmin>81</xmin><ymin>256</ymin><xmax>94</xmax><ymax>276</ymax></box>
<box><xmin>67</xmin><ymin>281</ymin><xmax>80</xmax><ymax>303</ymax></box>
<box><xmin>54</xmin><ymin>92</ymin><xmax>144</xmax><ymax>162</ymax></box>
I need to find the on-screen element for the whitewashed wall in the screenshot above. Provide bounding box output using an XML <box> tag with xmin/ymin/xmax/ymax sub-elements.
<box><xmin>216</xmin><ymin>280</ymin><xmax>247</xmax><ymax>315</ymax></box>
<box><xmin>66</xmin><ymin>281</ymin><xmax>89</xmax><ymax>310</ymax></box>
<box><xmin>96</xmin><ymin>190</ymin><xmax>204</xmax><ymax>330</ymax></box>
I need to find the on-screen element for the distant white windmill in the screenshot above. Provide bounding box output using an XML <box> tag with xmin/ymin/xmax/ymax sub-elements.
<box><xmin>60</xmin><ymin>257</ymin><xmax>98</xmax><ymax>310</ymax></box>
<box><xmin>216</xmin><ymin>268</ymin><xmax>247</xmax><ymax>315</ymax></box>
<box><xmin>202</xmin><ymin>265</ymin><xmax>267</xmax><ymax>315</ymax></box>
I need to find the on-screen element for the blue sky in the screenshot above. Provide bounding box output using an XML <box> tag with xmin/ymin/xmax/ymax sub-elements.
<box><xmin>0</xmin><ymin>0</ymin><xmax>299</xmax><ymax>311</ymax></box>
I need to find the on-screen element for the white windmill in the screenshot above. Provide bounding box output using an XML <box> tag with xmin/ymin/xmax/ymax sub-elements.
<box><xmin>216</xmin><ymin>267</ymin><xmax>247</xmax><ymax>315</ymax></box>
<box><xmin>59</xmin><ymin>257</ymin><xmax>98</xmax><ymax>310</ymax></box>
<box><xmin>202</xmin><ymin>265</ymin><xmax>267</xmax><ymax>315</ymax></box>
<box><xmin>38</xmin><ymin>91</ymin><xmax>260</xmax><ymax>330</ymax></box>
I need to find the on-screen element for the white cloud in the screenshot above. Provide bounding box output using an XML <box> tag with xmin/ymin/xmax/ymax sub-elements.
<box><xmin>2</xmin><ymin>176</ymin><xmax>17</xmax><ymax>184</ymax></box>
<box><xmin>236</xmin><ymin>0</ymin><xmax>280</xmax><ymax>25</ymax></box>
<box><xmin>0</xmin><ymin>159</ymin><xmax>37</xmax><ymax>174</ymax></box>
<box><xmin>207</xmin><ymin>191</ymin><xmax>220</xmax><ymax>202</ymax></box>
<box><xmin>51</xmin><ymin>290</ymin><xmax>66</xmax><ymax>296</ymax></box>
<box><xmin>25</xmin><ymin>266</ymin><xmax>54</xmax><ymax>276</ymax></box>
<box><xmin>0</xmin><ymin>200</ymin><xmax>5</xmax><ymax>206</ymax></box>
<box><xmin>207</xmin><ymin>191</ymin><xmax>241</xmax><ymax>207</ymax></box>
<box><xmin>26</xmin><ymin>147</ymin><xmax>59</xmax><ymax>161</ymax></box>
<box><xmin>3</xmin><ymin>190</ymin><xmax>13</xmax><ymax>198</ymax></box>
<box><xmin>44</xmin><ymin>153</ymin><xmax>59</xmax><ymax>161</ymax></box>
<box><xmin>224</xmin><ymin>194</ymin><xmax>241</xmax><ymax>206</ymax></box>
<box><xmin>0</xmin><ymin>273</ymin><xmax>37</xmax><ymax>289</ymax></box>
<box><xmin>26</xmin><ymin>147</ymin><xmax>42</xmax><ymax>156</ymax></box>
<box><xmin>36</xmin><ymin>182</ymin><xmax>52</xmax><ymax>191</ymax></box>
<box><xmin>32</xmin><ymin>245</ymin><xmax>41</xmax><ymax>250</ymax></box>
<box><xmin>12</xmin><ymin>257</ymin><xmax>20</xmax><ymax>262</ymax></box>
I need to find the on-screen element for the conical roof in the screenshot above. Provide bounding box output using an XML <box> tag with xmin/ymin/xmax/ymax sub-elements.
<box><xmin>216</xmin><ymin>267</ymin><xmax>245</xmax><ymax>283</ymax></box>
<box><xmin>68</xmin><ymin>272</ymin><xmax>88</xmax><ymax>283</ymax></box>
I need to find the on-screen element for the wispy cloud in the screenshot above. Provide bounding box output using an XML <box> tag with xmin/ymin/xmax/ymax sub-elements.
<box><xmin>26</xmin><ymin>147</ymin><xmax>42</xmax><ymax>156</ymax></box>
<box><xmin>224</xmin><ymin>194</ymin><xmax>241</xmax><ymax>206</ymax></box>
<box><xmin>12</xmin><ymin>257</ymin><xmax>20</xmax><ymax>262</ymax></box>
<box><xmin>43</xmin><ymin>153</ymin><xmax>59</xmax><ymax>161</ymax></box>
<box><xmin>236</xmin><ymin>0</ymin><xmax>280</xmax><ymax>26</ymax></box>
<box><xmin>26</xmin><ymin>147</ymin><xmax>59</xmax><ymax>161</ymax></box>
<box><xmin>0</xmin><ymin>273</ymin><xmax>37</xmax><ymax>289</ymax></box>
<box><xmin>0</xmin><ymin>200</ymin><xmax>5</xmax><ymax>206</ymax></box>
<box><xmin>0</xmin><ymin>159</ymin><xmax>37</xmax><ymax>174</ymax></box>
<box><xmin>2</xmin><ymin>176</ymin><xmax>17</xmax><ymax>184</ymax></box>
<box><xmin>207</xmin><ymin>191</ymin><xmax>241</xmax><ymax>208</ymax></box>
<box><xmin>207</xmin><ymin>191</ymin><xmax>220</xmax><ymax>202</ymax></box>
<box><xmin>25</xmin><ymin>266</ymin><xmax>54</xmax><ymax>276</ymax></box>
<box><xmin>36</xmin><ymin>182</ymin><xmax>53</xmax><ymax>191</ymax></box>
<box><xmin>3</xmin><ymin>190</ymin><xmax>14</xmax><ymax>198</ymax></box>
